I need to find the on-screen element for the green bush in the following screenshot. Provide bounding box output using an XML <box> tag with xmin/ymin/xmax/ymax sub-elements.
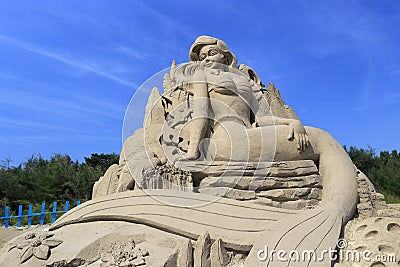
<box><xmin>344</xmin><ymin>146</ymin><xmax>400</xmax><ymax>204</ymax></box>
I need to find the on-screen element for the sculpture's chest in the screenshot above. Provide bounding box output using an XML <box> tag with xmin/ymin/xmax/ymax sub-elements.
<box><xmin>206</xmin><ymin>69</ymin><xmax>253</xmax><ymax>99</ymax></box>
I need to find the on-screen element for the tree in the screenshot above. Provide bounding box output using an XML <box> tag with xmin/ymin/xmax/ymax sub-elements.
<box><xmin>1</xmin><ymin>148</ymin><xmax>398</xmax><ymax>207</ymax></box>
<box><xmin>0</xmin><ymin>153</ymin><xmax>119</xmax><ymax>209</ymax></box>
<box><xmin>84</xmin><ymin>153</ymin><xmax>119</xmax><ymax>173</ymax></box>
<box><xmin>345</xmin><ymin>146</ymin><xmax>400</xmax><ymax>203</ymax></box>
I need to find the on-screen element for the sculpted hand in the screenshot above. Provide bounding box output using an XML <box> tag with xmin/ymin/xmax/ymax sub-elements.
<box><xmin>148</xmin><ymin>148</ymin><xmax>167</xmax><ymax>167</ymax></box>
<box><xmin>287</xmin><ymin>120</ymin><xmax>309</xmax><ymax>151</ymax></box>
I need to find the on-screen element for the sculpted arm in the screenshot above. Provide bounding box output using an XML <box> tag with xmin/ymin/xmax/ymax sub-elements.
<box><xmin>184</xmin><ymin>69</ymin><xmax>210</xmax><ymax>160</ymax></box>
<box><xmin>255</xmin><ymin>116</ymin><xmax>309</xmax><ymax>151</ymax></box>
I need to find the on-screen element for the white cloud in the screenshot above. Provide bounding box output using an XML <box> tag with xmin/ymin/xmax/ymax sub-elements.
<box><xmin>0</xmin><ymin>115</ymin><xmax>78</xmax><ymax>132</ymax></box>
<box><xmin>112</xmin><ymin>44</ymin><xmax>151</xmax><ymax>60</ymax></box>
<box><xmin>0</xmin><ymin>34</ymin><xmax>136</xmax><ymax>88</ymax></box>
<box><xmin>0</xmin><ymin>89</ymin><xmax>124</xmax><ymax>120</ymax></box>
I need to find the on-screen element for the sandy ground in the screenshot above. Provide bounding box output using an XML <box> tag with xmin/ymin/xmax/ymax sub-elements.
<box><xmin>0</xmin><ymin>227</ymin><xmax>24</xmax><ymax>250</ymax></box>
<box><xmin>0</xmin><ymin>225</ymin><xmax>48</xmax><ymax>251</ymax></box>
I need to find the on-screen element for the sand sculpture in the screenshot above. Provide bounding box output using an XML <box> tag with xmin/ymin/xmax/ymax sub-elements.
<box><xmin>1</xmin><ymin>36</ymin><xmax>399</xmax><ymax>267</ymax></box>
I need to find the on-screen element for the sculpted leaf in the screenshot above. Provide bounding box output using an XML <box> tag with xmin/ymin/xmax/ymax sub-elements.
<box><xmin>43</xmin><ymin>239</ymin><xmax>63</xmax><ymax>248</ymax></box>
<box><xmin>7</xmin><ymin>244</ymin><xmax>17</xmax><ymax>252</ymax></box>
<box><xmin>43</xmin><ymin>238</ymin><xmax>63</xmax><ymax>248</ymax></box>
<box><xmin>33</xmin><ymin>245</ymin><xmax>50</xmax><ymax>260</ymax></box>
<box><xmin>16</xmin><ymin>241</ymin><xmax>31</xmax><ymax>249</ymax></box>
<box><xmin>39</xmin><ymin>233</ymin><xmax>54</xmax><ymax>240</ymax></box>
<box><xmin>19</xmin><ymin>246</ymin><xmax>33</xmax><ymax>264</ymax></box>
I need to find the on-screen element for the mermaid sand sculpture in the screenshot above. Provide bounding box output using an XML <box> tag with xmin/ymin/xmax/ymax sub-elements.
<box><xmin>2</xmin><ymin>36</ymin><xmax>399</xmax><ymax>267</ymax></box>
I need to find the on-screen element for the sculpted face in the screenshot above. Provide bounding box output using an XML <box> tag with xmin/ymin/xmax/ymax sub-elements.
<box><xmin>198</xmin><ymin>45</ymin><xmax>228</xmax><ymax>65</ymax></box>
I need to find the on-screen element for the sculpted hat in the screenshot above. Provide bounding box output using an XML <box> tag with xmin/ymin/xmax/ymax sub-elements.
<box><xmin>189</xmin><ymin>35</ymin><xmax>237</xmax><ymax>67</ymax></box>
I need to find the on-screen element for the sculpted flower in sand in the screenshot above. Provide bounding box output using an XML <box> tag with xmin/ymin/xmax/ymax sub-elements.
<box><xmin>9</xmin><ymin>232</ymin><xmax>63</xmax><ymax>263</ymax></box>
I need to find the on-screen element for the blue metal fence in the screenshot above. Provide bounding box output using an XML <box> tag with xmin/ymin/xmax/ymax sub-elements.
<box><xmin>0</xmin><ymin>200</ymin><xmax>80</xmax><ymax>228</ymax></box>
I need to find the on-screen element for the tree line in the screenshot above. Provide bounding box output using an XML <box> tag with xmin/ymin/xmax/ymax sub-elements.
<box><xmin>0</xmin><ymin>146</ymin><xmax>399</xmax><ymax>213</ymax></box>
<box><xmin>344</xmin><ymin>146</ymin><xmax>400</xmax><ymax>204</ymax></box>
<box><xmin>0</xmin><ymin>153</ymin><xmax>119</xmax><ymax>212</ymax></box>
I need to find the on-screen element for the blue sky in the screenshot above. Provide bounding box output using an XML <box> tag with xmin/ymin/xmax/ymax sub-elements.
<box><xmin>1</xmin><ymin>0</ymin><xmax>399</xmax><ymax>166</ymax></box>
